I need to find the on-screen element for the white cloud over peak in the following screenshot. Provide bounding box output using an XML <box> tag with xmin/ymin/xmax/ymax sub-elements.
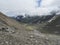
<box><xmin>0</xmin><ymin>0</ymin><xmax>60</xmax><ymax>16</ymax></box>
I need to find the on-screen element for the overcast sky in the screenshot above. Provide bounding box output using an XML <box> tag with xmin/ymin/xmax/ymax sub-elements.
<box><xmin>0</xmin><ymin>0</ymin><xmax>60</xmax><ymax>16</ymax></box>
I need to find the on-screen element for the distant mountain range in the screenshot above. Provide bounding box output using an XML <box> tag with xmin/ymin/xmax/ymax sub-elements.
<box><xmin>13</xmin><ymin>12</ymin><xmax>60</xmax><ymax>34</ymax></box>
<box><xmin>14</xmin><ymin>15</ymin><xmax>55</xmax><ymax>24</ymax></box>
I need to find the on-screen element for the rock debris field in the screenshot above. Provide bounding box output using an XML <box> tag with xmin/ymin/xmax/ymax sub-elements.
<box><xmin>0</xmin><ymin>29</ymin><xmax>60</xmax><ymax>45</ymax></box>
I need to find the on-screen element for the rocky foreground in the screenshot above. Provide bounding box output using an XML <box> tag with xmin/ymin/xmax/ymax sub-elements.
<box><xmin>0</xmin><ymin>29</ymin><xmax>60</xmax><ymax>45</ymax></box>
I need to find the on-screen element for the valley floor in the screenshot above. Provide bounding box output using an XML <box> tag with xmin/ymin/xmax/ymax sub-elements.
<box><xmin>0</xmin><ymin>29</ymin><xmax>60</xmax><ymax>45</ymax></box>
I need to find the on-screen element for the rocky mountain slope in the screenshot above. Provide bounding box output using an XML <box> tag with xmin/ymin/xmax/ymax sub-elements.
<box><xmin>0</xmin><ymin>12</ymin><xmax>60</xmax><ymax>45</ymax></box>
<box><xmin>0</xmin><ymin>12</ymin><xmax>26</xmax><ymax>32</ymax></box>
<box><xmin>43</xmin><ymin>15</ymin><xmax>60</xmax><ymax>34</ymax></box>
<box><xmin>15</xmin><ymin>15</ymin><xmax>54</xmax><ymax>24</ymax></box>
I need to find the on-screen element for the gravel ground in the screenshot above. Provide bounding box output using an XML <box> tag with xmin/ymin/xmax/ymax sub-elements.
<box><xmin>0</xmin><ymin>29</ymin><xmax>60</xmax><ymax>45</ymax></box>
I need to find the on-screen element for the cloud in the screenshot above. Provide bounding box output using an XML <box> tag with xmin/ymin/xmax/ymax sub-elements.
<box><xmin>41</xmin><ymin>0</ymin><xmax>53</xmax><ymax>7</ymax></box>
<box><xmin>0</xmin><ymin>0</ymin><xmax>36</xmax><ymax>16</ymax></box>
<box><xmin>0</xmin><ymin>0</ymin><xmax>35</xmax><ymax>11</ymax></box>
<box><xmin>35</xmin><ymin>0</ymin><xmax>60</xmax><ymax>15</ymax></box>
<box><xmin>0</xmin><ymin>0</ymin><xmax>60</xmax><ymax>16</ymax></box>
